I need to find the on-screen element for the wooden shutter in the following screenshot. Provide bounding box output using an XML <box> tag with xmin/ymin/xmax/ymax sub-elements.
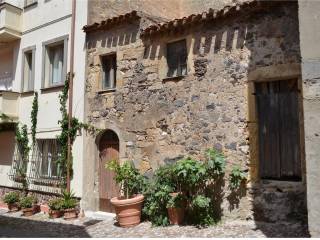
<box><xmin>256</xmin><ymin>79</ymin><xmax>301</xmax><ymax>180</ymax></box>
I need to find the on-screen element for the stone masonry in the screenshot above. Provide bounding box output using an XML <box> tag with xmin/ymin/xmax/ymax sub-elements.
<box><xmin>83</xmin><ymin>1</ymin><xmax>307</xmax><ymax>223</ymax></box>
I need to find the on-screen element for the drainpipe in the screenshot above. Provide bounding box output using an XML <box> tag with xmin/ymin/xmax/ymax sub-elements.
<box><xmin>67</xmin><ymin>0</ymin><xmax>76</xmax><ymax>193</ymax></box>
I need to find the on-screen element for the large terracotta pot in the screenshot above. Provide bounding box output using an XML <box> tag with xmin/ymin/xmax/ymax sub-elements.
<box><xmin>110</xmin><ymin>194</ymin><xmax>144</xmax><ymax>228</ymax></box>
<box><xmin>8</xmin><ymin>203</ymin><xmax>20</xmax><ymax>212</ymax></box>
<box><xmin>22</xmin><ymin>205</ymin><xmax>40</xmax><ymax>217</ymax></box>
<box><xmin>167</xmin><ymin>192</ymin><xmax>186</xmax><ymax>225</ymax></box>
<box><xmin>63</xmin><ymin>208</ymin><xmax>78</xmax><ymax>220</ymax></box>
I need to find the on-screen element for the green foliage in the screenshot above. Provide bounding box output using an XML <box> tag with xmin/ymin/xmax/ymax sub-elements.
<box><xmin>106</xmin><ymin>160</ymin><xmax>145</xmax><ymax>199</ymax></box>
<box><xmin>188</xmin><ymin>195</ymin><xmax>215</xmax><ymax>226</ymax></box>
<box><xmin>61</xmin><ymin>189</ymin><xmax>77</xmax><ymax>209</ymax></box>
<box><xmin>166</xmin><ymin>193</ymin><xmax>186</xmax><ymax>208</ymax></box>
<box><xmin>0</xmin><ymin>113</ymin><xmax>12</xmax><ymax>122</ymax></box>
<box><xmin>3</xmin><ymin>192</ymin><xmax>20</xmax><ymax>204</ymax></box>
<box><xmin>229</xmin><ymin>165</ymin><xmax>247</xmax><ymax>190</ymax></box>
<box><xmin>48</xmin><ymin>198</ymin><xmax>64</xmax><ymax>211</ymax></box>
<box><xmin>19</xmin><ymin>195</ymin><xmax>37</xmax><ymax>209</ymax></box>
<box><xmin>205</xmin><ymin>148</ymin><xmax>226</xmax><ymax>176</ymax></box>
<box><xmin>30</xmin><ymin>92</ymin><xmax>38</xmax><ymax>146</ymax></box>
<box><xmin>15</xmin><ymin>124</ymin><xmax>30</xmax><ymax>161</ymax></box>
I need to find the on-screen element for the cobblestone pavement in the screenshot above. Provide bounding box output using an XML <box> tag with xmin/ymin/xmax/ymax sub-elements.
<box><xmin>0</xmin><ymin>208</ymin><xmax>309</xmax><ymax>238</ymax></box>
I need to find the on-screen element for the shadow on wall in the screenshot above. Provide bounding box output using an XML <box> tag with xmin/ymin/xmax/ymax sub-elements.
<box><xmin>86</xmin><ymin>22</ymin><xmax>139</xmax><ymax>50</ymax></box>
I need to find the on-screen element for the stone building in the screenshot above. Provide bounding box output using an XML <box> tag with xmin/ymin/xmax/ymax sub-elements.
<box><xmin>82</xmin><ymin>0</ymin><xmax>308</xmax><ymax>227</ymax></box>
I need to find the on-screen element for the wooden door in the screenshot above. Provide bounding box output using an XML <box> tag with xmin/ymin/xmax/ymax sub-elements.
<box><xmin>256</xmin><ymin>79</ymin><xmax>301</xmax><ymax>180</ymax></box>
<box><xmin>99</xmin><ymin>138</ymin><xmax>119</xmax><ymax>212</ymax></box>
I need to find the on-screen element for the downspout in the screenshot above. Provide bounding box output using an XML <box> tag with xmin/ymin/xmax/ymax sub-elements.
<box><xmin>67</xmin><ymin>0</ymin><xmax>76</xmax><ymax>192</ymax></box>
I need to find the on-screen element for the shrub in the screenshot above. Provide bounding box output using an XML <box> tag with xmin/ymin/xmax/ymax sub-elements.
<box><xmin>61</xmin><ymin>190</ymin><xmax>77</xmax><ymax>210</ymax></box>
<box><xmin>19</xmin><ymin>196</ymin><xmax>37</xmax><ymax>209</ymax></box>
<box><xmin>229</xmin><ymin>165</ymin><xmax>247</xmax><ymax>190</ymax></box>
<box><xmin>3</xmin><ymin>192</ymin><xmax>20</xmax><ymax>204</ymax></box>
<box><xmin>106</xmin><ymin>160</ymin><xmax>145</xmax><ymax>199</ymax></box>
<box><xmin>48</xmin><ymin>198</ymin><xmax>64</xmax><ymax>211</ymax></box>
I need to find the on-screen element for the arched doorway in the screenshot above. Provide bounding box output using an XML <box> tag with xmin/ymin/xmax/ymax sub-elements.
<box><xmin>98</xmin><ymin>130</ymin><xmax>119</xmax><ymax>212</ymax></box>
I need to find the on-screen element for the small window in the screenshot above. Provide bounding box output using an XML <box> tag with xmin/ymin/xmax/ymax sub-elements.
<box><xmin>24</xmin><ymin>0</ymin><xmax>37</xmax><ymax>7</ymax></box>
<box><xmin>22</xmin><ymin>49</ymin><xmax>35</xmax><ymax>92</ymax></box>
<box><xmin>43</xmin><ymin>36</ymin><xmax>68</xmax><ymax>88</ymax></box>
<box><xmin>167</xmin><ymin>39</ymin><xmax>187</xmax><ymax>78</ymax></box>
<box><xmin>101</xmin><ymin>54</ymin><xmax>116</xmax><ymax>90</ymax></box>
<box><xmin>37</xmin><ymin>139</ymin><xmax>61</xmax><ymax>178</ymax></box>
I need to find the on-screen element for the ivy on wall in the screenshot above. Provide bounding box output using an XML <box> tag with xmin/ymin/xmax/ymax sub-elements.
<box><xmin>30</xmin><ymin>92</ymin><xmax>38</xmax><ymax>146</ymax></box>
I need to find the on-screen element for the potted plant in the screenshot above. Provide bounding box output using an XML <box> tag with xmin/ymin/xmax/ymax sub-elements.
<box><xmin>3</xmin><ymin>192</ymin><xmax>20</xmax><ymax>212</ymax></box>
<box><xmin>20</xmin><ymin>195</ymin><xmax>38</xmax><ymax>217</ymax></box>
<box><xmin>106</xmin><ymin>160</ymin><xmax>145</xmax><ymax>227</ymax></box>
<box><xmin>48</xmin><ymin>198</ymin><xmax>63</xmax><ymax>218</ymax></box>
<box><xmin>166</xmin><ymin>192</ymin><xmax>187</xmax><ymax>225</ymax></box>
<box><xmin>61</xmin><ymin>190</ymin><xmax>78</xmax><ymax>220</ymax></box>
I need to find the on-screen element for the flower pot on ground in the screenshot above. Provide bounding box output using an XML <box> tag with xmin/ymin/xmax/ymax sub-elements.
<box><xmin>106</xmin><ymin>160</ymin><xmax>145</xmax><ymax>228</ymax></box>
<box><xmin>48</xmin><ymin>198</ymin><xmax>63</xmax><ymax>218</ymax></box>
<box><xmin>167</xmin><ymin>192</ymin><xmax>187</xmax><ymax>225</ymax></box>
<box><xmin>20</xmin><ymin>195</ymin><xmax>38</xmax><ymax>217</ymax></box>
<box><xmin>61</xmin><ymin>190</ymin><xmax>78</xmax><ymax>220</ymax></box>
<box><xmin>3</xmin><ymin>192</ymin><xmax>20</xmax><ymax>212</ymax></box>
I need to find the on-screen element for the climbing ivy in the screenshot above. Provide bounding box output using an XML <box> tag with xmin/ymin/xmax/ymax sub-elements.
<box><xmin>30</xmin><ymin>92</ymin><xmax>38</xmax><ymax>146</ymax></box>
<box><xmin>15</xmin><ymin>124</ymin><xmax>30</xmax><ymax>161</ymax></box>
<box><xmin>56</xmin><ymin>73</ymin><xmax>102</xmax><ymax>188</ymax></box>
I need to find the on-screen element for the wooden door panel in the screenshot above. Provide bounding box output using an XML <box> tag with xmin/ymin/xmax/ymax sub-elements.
<box><xmin>256</xmin><ymin>80</ymin><xmax>301</xmax><ymax>180</ymax></box>
<box><xmin>99</xmin><ymin>141</ymin><xmax>119</xmax><ymax>213</ymax></box>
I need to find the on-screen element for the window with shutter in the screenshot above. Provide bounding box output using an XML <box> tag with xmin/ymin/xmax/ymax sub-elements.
<box><xmin>167</xmin><ymin>40</ymin><xmax>187</xmax><ymax>78</ymax></box>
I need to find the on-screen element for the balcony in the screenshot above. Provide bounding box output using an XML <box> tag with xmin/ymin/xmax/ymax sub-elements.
<box><xmin>0</xmin><ymin>90</ymin><xmax>19</xmax><ymax>123</ymax></box>
<box><xmin>0</xmin><ymin>2</ymin><xmax>22</xmax><ymax>42</ymax></box>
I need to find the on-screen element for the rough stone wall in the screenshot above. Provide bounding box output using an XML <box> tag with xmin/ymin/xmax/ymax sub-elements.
<box><xmin>298</xmin><ymin>0</ymin><xmax>320</xmax><ymax>237</ymax></box>
<box><xmin>84</xmin><ymin>3</ymin><xmax>306</xmax><ymax>223</ymax></box>
<box><xmin>87</xmin><ymin>0</ymin><xmax>248</xmax><ymax>25</ymax></box>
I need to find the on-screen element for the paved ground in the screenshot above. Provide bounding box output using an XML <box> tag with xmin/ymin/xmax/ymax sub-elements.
<box><xmin>0</xmin><ymin>208</ymin><xmax>310</xmax><ymax>238</ymax></box>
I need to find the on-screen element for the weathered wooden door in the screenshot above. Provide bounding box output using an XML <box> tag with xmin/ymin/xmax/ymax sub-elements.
<box><xmin>99</xmin><ymin>131</ymin><xmax>119</xmax><ymax>212</ymax></box>
<box><xmin>256</xmin><ymin>79</ymin><xmax>301</xmax><ymax>180</ymax></box>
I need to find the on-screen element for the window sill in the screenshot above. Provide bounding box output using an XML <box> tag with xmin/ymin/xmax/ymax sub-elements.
<box><xmin>20</xmin><ymin>90</ymin><xmax>35</xmax><ymax>97</ymax></box>
<box><xmin>40</xmin><ymin>84</ymin><xmax>65</xmax><ymax>93</ymax></box>
<box><xmin>162</xmin><ymin>75</ymin><xmax>187</xmax><ymax>82</ymax></box>
<box><xmin>97</xmin><ymin>88</ymin><xmax>116</xmax><ymax>94</ymax></box>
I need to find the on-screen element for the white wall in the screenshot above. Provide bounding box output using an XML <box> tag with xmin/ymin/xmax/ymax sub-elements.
<box><xmin>0</xmin><ymin>0</ymin><xmax>87</xmax><ymax>198</ymax></box>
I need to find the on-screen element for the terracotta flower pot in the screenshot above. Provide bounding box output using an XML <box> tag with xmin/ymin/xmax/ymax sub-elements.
<box><xmin>167</xmin><ymin>192</ymin><xmax>186</xmax><ymax>225</ymax></box>
<box><xmin>110</xmin><ymin>194</ymin><xmax>144</xmax><ymax>228</ymax></box>
<box><xmin>63</xmin><ymin>208</ymin><xmax>78</xmax><ymax>220</ymax></box>
<box><xmin>22</xmin><ymin>207</ymin><xmax>34</xmax><ymax>217</ymax></box>
<box><xmin>7</xmin><ymin>203</ymin><xmax>20</xmax><ymax>212</ymax></box>
<box><xmin>49</xmin><ymin>209</ymin><xmax>63</xmax><ymax>218</ymax></box>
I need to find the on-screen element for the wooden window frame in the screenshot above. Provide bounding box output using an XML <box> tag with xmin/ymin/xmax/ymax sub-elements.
<box><xmin>166</xmin><ymin>39</ymin><xmax>188</xmax><ymax>78</ymax></box>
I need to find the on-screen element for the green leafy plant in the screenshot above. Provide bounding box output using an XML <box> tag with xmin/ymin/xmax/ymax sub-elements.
<box><xmin>229</xmin><ymin>165</ymin><xmax>247</xmax><ymax>190</ymax></box>
<box><xmin>61</xmin><ymin>189</ymin><xmax>78</xmax><ymax>209</ymax></box>
<box><xmin>166</xmin><ymin>193</ymin><xmax>186</xmax><ymax>208</ymax></box>
<box><xmin>205</xmin><ymin>148</ymin><xmax>226</xmax><ymax>176</ymax></box>
<box><xmin>15</xmin><ymin>124</ymin><xmax>30</xmax><ymax>162</ymax></box>
<box><xmin>30</xmin><ymin>92</ymin><xmax>38</xmax><ymax>146</ymax></box>
<box><xmin>48</xmin><ymin>198</ymin><xmax>64</xmax><ymax>211</ymax></box>
<box><xmin>188</xmin><ymin>194</ymin><xmax>215</xmax><ymax>226</ymax></box>
<box><xmin>3</xmin><ymin>192</ymin><xmax>20</xmax><ymax>204</ymax></box>
<box><xmin>106</xmin><ymin>160</ymin><xmax>145</xmax><ymax>199</ymax></box>
<box><xmin>19</xmin><ymin>195</ymin><xmax>37</xmax><ymax>209</ymax></box>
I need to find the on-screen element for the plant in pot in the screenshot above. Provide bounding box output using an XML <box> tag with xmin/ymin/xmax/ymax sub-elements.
<box><xmin>166</xmin><ymin>192</ymin><xmax>187</xmax><ymax>225</ymax></box>
<box><xmin>61</xmin><ymin>190</ymin><xmax>78</xmax><ymax>220</ymax></box>
<box><xmin>106</xmin><ymin>160</ymin><xmax>145</xmax><ymax>227</ymax></box>
<box><xmin>3</xmin><ymin>192</ymin><xmax>20</xmax><ymax>212</ymax></box>
<box><xmin>48</xmin><ymin>198</ymin><xmax>63</xmax><ymax>218</ymax></box>
<box><xmin>20</xmin><ymin>195</ymin><xmax>38</xmax><ymax>217</ymax></box>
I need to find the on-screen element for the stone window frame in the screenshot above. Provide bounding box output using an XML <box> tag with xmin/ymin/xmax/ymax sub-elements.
<box><xmin>21</xmin><ymin>45</ymin><xmax>36</xmax><ymax>93</ymax></box>
<box><xmin>166</xmin><ymin>39</ymin><xmax>188</xmax><ymax>78</ymax></box>
<box><xmin>41</xmin><ymin>35</ymin><xmax>69</xmax><ymax>90</ymax></box>
<box><xmin>247</xmin><ymin>63</ymin><xmax>306</xmax><ymax>186</ymax></box>
<box><xmin>99</xmin><ymin>52</ymin><xmax>117</xmax><ymax>91</ymax></box>
<box><xmin>159</xmin><ymin>35</ymin><xmax>193</xmax><ymax>81</ymax></box>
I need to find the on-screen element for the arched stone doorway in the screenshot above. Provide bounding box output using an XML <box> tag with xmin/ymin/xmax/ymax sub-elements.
<box><xmin>98</xmin><ymin>130</ymin><xmax>119</xmax><ymax>212</ymax></box>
